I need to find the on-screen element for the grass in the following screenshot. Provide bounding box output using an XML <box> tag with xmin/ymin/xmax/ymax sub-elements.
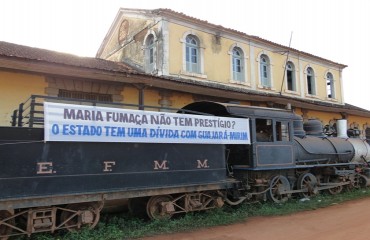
<box><xmin>19</xmin><ymin>188</ymin><xmax>370</xmax><ymax>240</ymax></box>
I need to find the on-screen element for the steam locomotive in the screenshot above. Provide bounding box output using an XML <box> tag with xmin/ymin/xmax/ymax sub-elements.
<box><xmin>0</xmin><ymin>95</ymin><xmax>369</xmax><ymax>238</ymax></box>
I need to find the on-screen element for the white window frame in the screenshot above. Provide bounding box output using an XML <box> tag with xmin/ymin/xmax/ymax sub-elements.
<box><xmin>232</xmin><ymin>48</ymin><xmax>244</xmax><ymax>81</ymax></box>
<box><xmin>304</xmin><ymin>66</ymin><xmax>317</xmax><ymax>96</ymax></box>
<box><xmin>325</xmin><ymin>71</ymin><xmax>335</xmax><ymax>99</ymax></box>
<box><xmin>257</xmin><ymin>52</ymin><xmax>274</xmax><ymax>90</ymax></box>
<box><xmin>143</xmin><ymin>31</ymin><xmax>158</xmax><ymax>74</ymax></box>
<box><xmin>185</xmin><ymin>35</ymin><xmax>200</xmax><ymax>73</ymax></box>
<box><xmin>285</xmin><ymin>61</ymin><xmax>297</xmax><ymax>92</ymax></box>
<box><xmin>180</xmin><ymin>31</ymin><xmax>206</xmax><ymax>79</ymax></box>
<box><xmin>228</xmin><ymin>44</ymin><xmax>248</xmax><ymax>85</ymax></box>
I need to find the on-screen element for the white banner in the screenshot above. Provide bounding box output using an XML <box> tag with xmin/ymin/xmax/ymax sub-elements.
<box><xmin>44</xmin><ymin>102</ymin><xmax>250</xmax><ymax>144</ymax></box>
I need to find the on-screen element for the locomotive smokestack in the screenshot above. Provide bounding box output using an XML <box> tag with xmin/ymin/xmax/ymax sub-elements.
<box><xmin>337</xmin><ymin>119</ymin><xmax>348</xmax><ymax>138</ymax></box>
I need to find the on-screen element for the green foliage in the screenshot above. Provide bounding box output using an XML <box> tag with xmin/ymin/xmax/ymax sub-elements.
<box><xmin>17</xmin><ymin>189</ymin><xmax>370</xmax><ymax>240</ymax></box>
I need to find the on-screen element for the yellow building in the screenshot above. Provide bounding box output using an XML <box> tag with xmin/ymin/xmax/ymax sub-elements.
<box><xmin>95</xmin><ymin>8</ymin><xmax>370</xmax><ymax>136</ymax></box>
<box><xmin>0</xmin><ymin>8</ymin><xmax>369</xmax><ymax>137</ymax></box>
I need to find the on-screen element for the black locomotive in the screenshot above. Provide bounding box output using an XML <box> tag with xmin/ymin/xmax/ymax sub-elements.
<box><xmin>0</xmin><ymin>95</ymin><xmax>369</xmax><ymax>238</ymax></box>
<box><xmin>183</xmin><ymin>101</ymin><xmax>370</xmax><ymax>202</ymax></box>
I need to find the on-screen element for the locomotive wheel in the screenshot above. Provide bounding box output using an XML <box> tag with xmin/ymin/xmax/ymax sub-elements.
<box><xmin>349</xmin><ymin>174</ymin><xmax>367</xmax><ymax>190</ymax></box>
<box><xmin>324</xmin><ymin>175</ymin><xmax>343</xmax><ymax>195</ymax></box>
<box><xmin>59</xmin><ymin>203</ymin><xmax>100</xmax><ymax>231</ymax></box>
<box><xmin>267</xmin><ymin>175</ymin><xmax>291</xmax><ymax>203</ymax></box>
<box><xmin>0</xmin><ymin>210</ymin><xmax>14</xmax><ymax>240</ymax></box>
<box><xmin>297</xmin><ymin>173</ymin><xmax>318</xmax><ymax>198</ymax></box>
<box><xmin>146</xmin><ymin>195</ymin><xmax>174</xmax><ymax>220</ymax></box>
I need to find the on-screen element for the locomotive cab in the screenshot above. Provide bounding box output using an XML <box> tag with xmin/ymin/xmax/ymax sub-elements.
<box><xmin>248</xmin><ymin>117</ymin><xmax>295</xmax><ymax>169</ymax></box>
<box><xmin>181</xmin><ymin>101</ymin><xmax>297</xmax><ymax>171</ymax></box>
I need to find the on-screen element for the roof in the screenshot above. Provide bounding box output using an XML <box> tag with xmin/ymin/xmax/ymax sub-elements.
<box><xmin>112</xmin><ymin>8</ymin><xmax>347</xmax><ymax>68</ymax></box>
<box><xmin>0</xmin><ymin>41</ymin><xmax>136</xmax><ymax>73</ymax></box>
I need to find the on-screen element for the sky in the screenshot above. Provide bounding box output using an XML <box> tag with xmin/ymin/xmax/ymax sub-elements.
<box><xmin>1</xmin><ymin>0</ymin><xmax>370</xmax><ymax>110</ymax></box>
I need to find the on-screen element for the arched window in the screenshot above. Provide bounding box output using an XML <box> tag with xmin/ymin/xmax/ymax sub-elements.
<box><xmin>306</xmin><ymin>67</ymin><xmax>316</xmax><ymax>95</ymax></box>
<box><xmin>260</xmin><ymin>54</ymin><xmax>271</xmax><ymax>87</ymax></box>
<box><xmin>145</xmin><ymin>34</ymin><xmax>156</xmax><ymax>73</ymax></box>
<box><xmin>185</xmin><ymin>35</ymin><xmax>200</xmax><ymax>73</ymax></box>
<box><xmin>286</xmin><ymin>61</ymin><xmax>296</xmax><ymax>91</ymax></box>
<box><xmin>326</xmin><ymin>72</ymin><xmax>335</xmax><ymax>98</ymax></box>
<box><xmin>232</xmin><ymin>47</ymin><xmax>245</xmax><ymax>82</ymax></box>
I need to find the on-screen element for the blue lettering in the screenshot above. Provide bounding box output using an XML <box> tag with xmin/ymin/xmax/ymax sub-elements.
<box><xmin>62</xmin><ymin>124</ymin><xmax>69</xmax><ymax>135</ymax></box>
<box><xmin>69</xmin><ymin>125</ymin><xmax>76</xmax><ymax>135</ymax></box>
<box><xmin>181</xmin><ymin>130</ymin><xmax>197</xmax><ymax>139</ymax></box>
<box><xmin>229</xmin><ymin>132</ymin><xmax>248</xmax><ymax>140</ymax></box>
<box><xmin>51</xmin><ymin>124</ymin><xmax>59</xmax><ymax>135</ymax></box>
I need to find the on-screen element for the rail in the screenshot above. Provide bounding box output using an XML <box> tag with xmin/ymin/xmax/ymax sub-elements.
<box><xmin>10</xmin><ymin>95</ymin><xmax>207</xmax><ymax>128</ymax></box>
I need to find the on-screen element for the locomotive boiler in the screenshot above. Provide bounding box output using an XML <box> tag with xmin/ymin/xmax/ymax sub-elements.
<box><xmin>0</xmin><ymin>95</ymin><xmax>370</xmax><ymax>238</ymax></box>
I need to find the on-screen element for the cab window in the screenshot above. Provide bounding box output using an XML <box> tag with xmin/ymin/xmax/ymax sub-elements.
<box><xmin>276</xmin><ymin>121</ymin><xmax>290</xmax><ymax>141</ymax></box>
<box><xmin>256</xmin><ymin>118</ymin><xmax>273</xmax><ymax>142</ymax></box>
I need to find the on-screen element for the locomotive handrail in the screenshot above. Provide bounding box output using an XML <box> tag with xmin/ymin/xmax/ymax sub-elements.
<box><xmin>10</xmin><ymin>95</ymin><xmax>213</xmax><ymax>128</ymax></box>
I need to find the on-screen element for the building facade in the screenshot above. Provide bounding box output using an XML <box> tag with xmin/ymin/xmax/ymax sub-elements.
<box><xmin>95</xmin><ymin>8</ymin><xmax>370</xmax><ymax>136</ymax></box>
<box><xmin>97</xmin><ymin>9</ymin><xmax>345</xmax><ymax>106</ymax></box>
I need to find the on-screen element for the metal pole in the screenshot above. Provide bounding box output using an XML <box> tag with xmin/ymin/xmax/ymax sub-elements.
<box><xmin>17</xmin><ymin>103</ymin><xmax>24</xmax><ymax>127</ymax></box>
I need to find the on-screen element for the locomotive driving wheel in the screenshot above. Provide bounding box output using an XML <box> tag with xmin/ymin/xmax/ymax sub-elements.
<box><xmin>146</xmin><ymin>195</ymin><xmax>174</xmax><ymax>220</ymax></box>
<box><xmin>324</xmin><ymin>175</ymin><xmax>343</xmax><ymax>195</ymax></box>
<box><xmin>59</xmin><ymin>203</ymin><xmax>101</xmax><ymax>231</ymax></box>
<box><xmin>297</xmin><ymin>173</ymin><xmax>318</xmax><ymax>198</ymax></box>
<box><xmin>267</xmin><ymin>175</ymin><xmax>291</xmax><ymax>203</ymax></box>
<box><xmin>349</xmin><ymin>173</ymin><xmax>367</xmax><ymax>189</ymax></box>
